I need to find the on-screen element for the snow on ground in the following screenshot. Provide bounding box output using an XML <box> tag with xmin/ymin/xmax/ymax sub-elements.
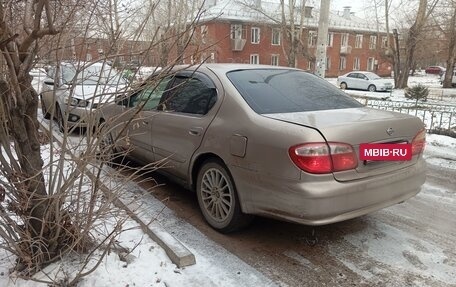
<box><xmin>424</xmin><ymin>134</ymin><xmax>456</xmax><ymax>170</ymax></box>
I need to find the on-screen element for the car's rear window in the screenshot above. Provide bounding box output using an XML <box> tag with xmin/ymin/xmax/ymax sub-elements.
<box><xmin>226</xmin><ymin>69</ymin><xmax>363</xmax><ymax>114</ymax></box>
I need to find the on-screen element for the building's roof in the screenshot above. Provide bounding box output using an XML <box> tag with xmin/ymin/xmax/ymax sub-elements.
<box><xmin>200</xmin><ymin>0</ymin><xmax>383</xmax><ymax>33</ymax></box>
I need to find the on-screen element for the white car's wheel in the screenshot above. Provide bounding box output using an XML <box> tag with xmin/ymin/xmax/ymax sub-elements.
<box><xmin>55</xmin><ymin>105</ymin><xmax>65</xmax><ymax>132</ymax></box>
<box><xmin>340</xmin><ymin>82</ymin><xmax>347</xmax><ymax>90</ymax></box>
<box><xmin>368</xmin><ymin>85</ymin><xmax>377</xmax><ymax>92</ymax></box>
<box><xmin>40</xmin><ymin>96</ymin><xmax>51</xmax><ymax>120</ymax></box>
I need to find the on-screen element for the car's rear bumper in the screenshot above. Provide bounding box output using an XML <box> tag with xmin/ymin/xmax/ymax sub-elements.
<box><xmin>233</xmin><ymin>159</ymin><xmax>426</xmax><ymax>225</ymax></box>
<box><xmin>378</xmin><ymin>86</ymin><xmax>393</xmax><ymax>92</ymax></box>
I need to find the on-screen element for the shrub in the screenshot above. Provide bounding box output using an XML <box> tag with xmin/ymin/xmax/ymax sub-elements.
<box><xmin>405</xmin><ymin>84</ymin><xmax>429</xmax><ymax>104</ymax></box>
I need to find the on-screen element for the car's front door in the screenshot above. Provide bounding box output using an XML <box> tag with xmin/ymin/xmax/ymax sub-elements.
<box><xmin>117</xmin><ymin>78</ymin><xmax>171</xmax><ymax>164</ymax></box>
<box><xmin>346</xmin><ymin>73</ymin><xmax>361</xmax><ymax>89</ymax></box>
<box><xmin>152</xmin><ymin>72</ymin><xmax>218</xmax><ymax>180</ymax></box>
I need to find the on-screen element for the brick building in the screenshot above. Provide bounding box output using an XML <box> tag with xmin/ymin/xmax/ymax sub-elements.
<box><xmin>39</xmin><ymin>34</ymin><xmax>158</xmax><ymax>67</ymax></box>
<box><xmin>194</xmin><ymin>0</ymin><xmax>392</xmax><ymax>77</ymax></box>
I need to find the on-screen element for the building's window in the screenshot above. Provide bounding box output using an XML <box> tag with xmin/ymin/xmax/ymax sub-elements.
<box><xmin>272</xmin><ymin>28</ymin><xmax>281</xmax><ymax>45</ymax></box>
<box><xmin>251</xmin><ymin>27</ymin><xmax>260</xmax><ymax>44</ymax></box>
<box><xmin>250</xmin><ymin>54</ymin><xmax>259</xmax><ymax>64</ymax></box>
<box><xmin>339</xmin><ymin>56</ymin><xmax>346</xmax><ymax>70</ymax></box>
<box><xmin>381</xmin><ymin>36</ymin><xmax>388</xmax><ymax>48</ymax></box>
<box><xmin>341</xmin><ymin>33</ymin><xmax>349</xmax><ymax>47</ymax></box>
<box><xmin>201</xmin><ymin>25</ymin><xmax>208</xmax><ymax>44</ymax></box>
<box><xmin>327</xmin><ymin>33</ymin><xmax>334</xmax><ymax>47</ymax></box>
<box><xmin>369</xmin><ymin>35</ymin><xmax>377</xmax><ymax>49</ymax></box>
<box><xmin>367</xmin><ymin>57</ymin><xmax>375</xmax><ymax>71</ymax></box>
<box><xmin>355</xmin><ymin>34</ymin><xmax>363</xmax><ymax>48</ymax></box>
<box><xmin>307</xmin><ymin>61</ymin><xmax>314</xmax><ymax>71</ymax></box>
<box><xmin>308</xmin><ymin>31</ymin><xmax>318</xmax><ymax>47</ymax></box>
<box><xmin>231</xmin><ymin>24</ymin><xmax>244</xmax><ymax>39</ymax></box>
<box><xmin>86</xmin><ymin>53</ymin><xmax>92</xmax><ymax>61</ymax></box>
<box><xmin>353</xmin><ymin>57</ymin><xmax>360</xmax><ymax>70</ymax></box>
<box><xmin>271</xmin><ymin>54</ymin><xmax>279</xmax><ymax>66</ymax></box>
<box><xmin>325</xmin><ymin>57</ymin><xmax>331</xmax><ymax>70</ymax></box>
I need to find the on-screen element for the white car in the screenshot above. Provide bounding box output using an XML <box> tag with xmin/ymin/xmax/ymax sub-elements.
<box><xmin>337</xmin><ymin>71</ymin><xmax>393</xmax><ymax>92</ymax></box>
<box><xmin>40</xmin><ymin>62</ymin><xmax>127</xmax><ymax>131</ymax></box>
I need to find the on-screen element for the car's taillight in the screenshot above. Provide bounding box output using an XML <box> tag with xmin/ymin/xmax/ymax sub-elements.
<box><xmin>412</xmin><ymin>128</ymin><xmax>426</xmax><ymax>155</ymax></box>
<box><xmin>288</xmin><ymin>142</ymin><xmax>358</xmax><ymax>174</ymax></box>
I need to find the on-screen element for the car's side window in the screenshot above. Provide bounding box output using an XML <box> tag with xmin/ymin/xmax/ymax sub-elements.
<box><xmin>160</xmin><ymin>77</ymin><xmax>216</xmax><ymax>115</ymax></box>
<box><xmin>347</xmin><ymin>73</ymin><xmax>357</xmax><ymax>78</ymax></box>
<box><xmin>130</xmin><ymin>77</ymin><xmax>171</xmax><ymax>111</ymax></box>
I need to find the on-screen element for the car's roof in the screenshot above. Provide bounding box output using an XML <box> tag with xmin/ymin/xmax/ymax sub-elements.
<box><xmin>346</xmin><ymin>71</ymin><xmax>376</xmax><ymax>74</ymax></box>
<box><xmin>163</xmin><ymin>63</ymin><xmax>302</xmax><ymax>75</ymax></box>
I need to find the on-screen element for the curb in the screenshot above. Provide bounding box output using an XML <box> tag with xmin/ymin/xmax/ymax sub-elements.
<box><xmin>39</xmin><ymin>121</ymin><xmax>196</xmax><ymax>268</ymax></box>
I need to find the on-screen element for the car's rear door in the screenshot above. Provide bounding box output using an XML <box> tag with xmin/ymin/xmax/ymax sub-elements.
<box><xmin>152</xmin><ymin>71</ymin><xmax>218</xmax><ymax>180</ymax></box>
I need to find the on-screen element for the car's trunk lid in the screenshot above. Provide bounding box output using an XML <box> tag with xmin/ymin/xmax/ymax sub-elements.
<box><xmin>264</xmin><ymin>107</ymin><xmax>425</xmax><ymax>182</ymax></box>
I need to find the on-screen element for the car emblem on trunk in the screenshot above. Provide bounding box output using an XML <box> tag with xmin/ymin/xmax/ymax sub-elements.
<box><xmin>386</xmin><ymin>127</ymin><xmax>394</xmax><ymax>136</ymax></box>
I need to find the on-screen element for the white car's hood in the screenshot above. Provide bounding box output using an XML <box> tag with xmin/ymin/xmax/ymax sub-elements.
<box><xmin>72</xmin><ymin>84</ymin><xmax>126</xmax><ymax>103</ymax></box>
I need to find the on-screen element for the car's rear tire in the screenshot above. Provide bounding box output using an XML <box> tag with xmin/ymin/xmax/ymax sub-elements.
<box><xmin>40</xmin><ymin>96</ymin><xmax>51</xmax><ymax>120</ymax></box>
<box><xmin>196</xmin><ymin>159</ymin><xmax>253</xmax><ymax>233</ymax></box>
<box><xmin>368</xmin><ymin>84</ymin><xmax>377</xmax><ymax>92</ymax></box>
<box><xmin>340</xmin><ymin>82</ymin><xmax>347</xmax><ymax>90</ymax></box>
<box><xmin>56</xmin><ymin>104</ymin><xmax>65</xmax><ymax>133</ymax></box>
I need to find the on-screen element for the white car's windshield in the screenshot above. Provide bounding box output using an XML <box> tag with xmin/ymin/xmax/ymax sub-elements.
<box><xmin>62</xmin><ymin>64</ymin><xmax>126</xmax><ymax>86</ymax></box>
<box><xmin>365</xmin><ymin>72</ymin><xmax>381</xmax><ymax>80</ymax></box>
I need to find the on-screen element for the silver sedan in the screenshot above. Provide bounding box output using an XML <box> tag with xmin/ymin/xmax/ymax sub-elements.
<box><xmin>337</xmin><ymin>71</ymin><xmax>393</xmax><ymax>92</ymax></box>
<box><xmin>100</xmin><ymin>64</ymin><xmax>426</xmax><ymax>233</ymax></box>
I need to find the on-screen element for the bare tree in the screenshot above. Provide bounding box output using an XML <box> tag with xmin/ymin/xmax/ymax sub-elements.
<box><xmin>0</xmin><ymin>0</ymin><xmax>75</xmax><ymax>273</ymax></box>
<box><xmin>395</xmin><ymin>0</ymin><xmax>439</xmax><ymax>88</ymax></box>
<box><xmin>0</xmin><ymin>0</ymin><xmax>203</xmax><ymax>279</ymax></box>
<box><xmin>440</xmin><ymin>1</ymin><xmax>456</xmax><ymax>87</ymax></box>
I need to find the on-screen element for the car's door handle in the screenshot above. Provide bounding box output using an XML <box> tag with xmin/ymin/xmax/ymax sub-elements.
<box><xmin>189</xmin><ymin>127</ymin><xmax>204</xmax><ymax>136</ymax></box>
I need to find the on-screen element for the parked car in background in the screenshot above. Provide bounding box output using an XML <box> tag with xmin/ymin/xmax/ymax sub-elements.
<box><xmin>40</xmin><ymin>62</ymin><xmax>127</xmax><ymax>131</ymax></box>
<box><xmin>440</xmin><ymin>70</ymin><xmax>456</xmax><ymax>87</ymax></box>
<box><xmin>337</xmin><ymin>71</ymin><xmax>393</xmax><ymax>92</ymax></box>
<box><xmin>100</xmin><ymin>64</ymin><xmax>426</xmax><ymax>233</ymax></box>
<box><xmin>425</xmin><ymin>66</ymin><xmax>445</xmax><ymax>75</ymax></box>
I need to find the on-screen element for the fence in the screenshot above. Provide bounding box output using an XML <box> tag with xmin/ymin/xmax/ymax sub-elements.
<box><xmin>352</xmin><ymin>97</ymin><xmax>456</xmax><ymax>137</ymax></box>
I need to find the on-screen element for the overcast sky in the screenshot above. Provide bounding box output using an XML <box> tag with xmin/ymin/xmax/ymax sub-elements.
<box><xmin>330</xmin><ymin>0</ymin><xmax>366</xmax><ymax>13</ymax></box>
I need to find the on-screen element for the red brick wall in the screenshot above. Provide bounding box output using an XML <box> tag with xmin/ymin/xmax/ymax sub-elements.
<box><xmin>201</xmin><ymin>21</ymin><xmax>393</xmax><ymax>77</ymax></box>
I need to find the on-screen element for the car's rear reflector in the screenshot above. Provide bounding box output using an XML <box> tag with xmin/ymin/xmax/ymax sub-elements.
<box><xmin>289</xmin><ymin>142</ymin><xmax>358</xmax><ymax>174</ymax></box>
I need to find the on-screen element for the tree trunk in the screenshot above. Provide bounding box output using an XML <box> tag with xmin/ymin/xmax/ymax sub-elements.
<box><xmin>396</xmin><ymin>0</ymin><xmax>435</xmax><ymax>88</ymax></box>
<box><xmin>443</xmin><ymin>5</ymin><xmax>456</xmax><ymax>88</ymax></box>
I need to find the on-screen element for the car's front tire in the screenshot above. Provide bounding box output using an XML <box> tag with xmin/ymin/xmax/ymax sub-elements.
<box><xmin>56</xmin><ymin>104</ymin><xmax>65</xmax><ymax>133</ymax></box>
<box><xmin>340</xmin><ymin>82</ymin><xmax>347</xmax><ymax>90</ymax></box>
<box><xmin>368</xmin><ymin>84</ymin><xmax>377</xmax><ymax>92</ymax></box>
<box><xmin>196</xmin><ymin>159</ymin><xmax>252</xmax><ymax>233</ymax></box>
<box><xmin>40</xmin><ymin>95</ymin><xmax>51</xmax><ymax>120</ymax></box>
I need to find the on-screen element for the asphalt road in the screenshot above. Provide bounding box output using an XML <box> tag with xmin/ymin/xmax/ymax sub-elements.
<box><xmin>125</xmin><ymin>160</ymin><xmax>456</xmax><ymax>287</ymax></box>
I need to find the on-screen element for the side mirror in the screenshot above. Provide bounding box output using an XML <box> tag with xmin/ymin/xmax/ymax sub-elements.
<box><xmin>157</xmin><ymin>103</ymin><xmax>165</xmax><ymax>111</ymax></box>
<box><xmin>44</xmin><ymin>78</ymin><xmax>55</xmax><ymax>86</ymax></box>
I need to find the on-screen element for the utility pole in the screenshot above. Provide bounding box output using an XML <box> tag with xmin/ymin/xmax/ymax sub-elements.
<box><xmin>315</xmin><ymin>0</ymin><xmax>331</xmax><ymax>78</ymax></box>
